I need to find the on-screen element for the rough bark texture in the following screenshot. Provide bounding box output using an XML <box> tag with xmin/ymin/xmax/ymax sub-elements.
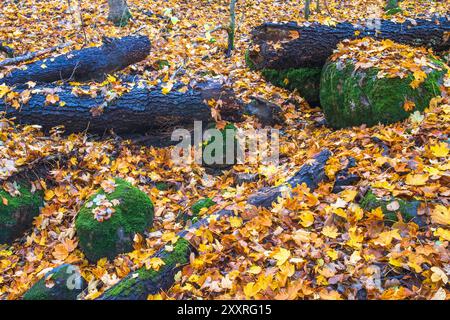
<box><xmin>247</xmin><ymin>149</ymin><xmax>331</xmax><ymax>207</ymax></box>
<box><xmin>248</xmin><ymin>17</ymin><xmax>450</xmax><ymax>71</ymax></box>
<box><xmin>0</xmin><ymin>81</ymin><xmax>242</xmax><ymax>135</ymax></box>
<box><xmin>3</xmin><ymin>36</ymin><xmax>150</xmax><ymax>86</ymax></box>
<box><xmin>98</xmin><ymin>210</ymin><xmax>233</xmax><ymax>300</ymax></box>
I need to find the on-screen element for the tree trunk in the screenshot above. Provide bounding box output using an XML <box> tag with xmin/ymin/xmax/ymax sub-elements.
<box><xmin>248</xmin><ymin>17</ymin><xmax>450</xmax><ymax>71</ymax></box>
<box><xmin>3</xmin><ymin>36</ymin><xmax>150</xmax><ymax>86</ymax></box>
<box><xmin>108</xmin><ymin>0</ymin><xmax>132</xmax><ymax>26</ymax></box>
<box><xmin>0</xmin><ymin>80</ymin><xmax>242</xmax><ymax>135</ymax></box>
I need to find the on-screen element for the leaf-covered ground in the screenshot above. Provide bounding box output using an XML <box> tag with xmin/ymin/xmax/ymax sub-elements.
<box><xmin>0</xmin><ymin>0</ymin><xmax>449</xmax><ymax>300</ymax></box>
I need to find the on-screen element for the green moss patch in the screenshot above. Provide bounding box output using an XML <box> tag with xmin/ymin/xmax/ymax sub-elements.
<box><xmin>0</xmin><ymin>183</ymin><xmax>43</xmax><ymax>244</ymax></box>
<box><xmin>360</xmin><ymin>191</ymin><xmax>425</xmax><ymax>227</ymax></box>
<box><xmin>261</xmin><ymin>67</ymin><xmax>322</xmax><ymax>106</ymax></box>
<box><xmin>320</xmin><ymin>57</ymin><xmax>446</xmax><ymax>128</ymax></box>
<box><xmin>23</xmin><ymin>264</ymin><xmax>87</xmax><ymax>300</ymax></box>
<box><xmin>202</xmin><ymin>123</ymin><xmax>238</xmax><ymax>170</ymax></box>
<box><xmin>75</xmin><ymin>178</ymin><xmax>154</xmax><ymax>262</ymax></box>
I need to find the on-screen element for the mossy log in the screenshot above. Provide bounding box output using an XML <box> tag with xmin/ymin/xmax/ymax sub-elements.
<box><xmin>23</xmin><ymin>264</ymin><xmax>87</xmax><ymax>300</ymax></box>
<box><xmin>248</xmin><ymin>17</ymin><xmax>450</xmax><ymax>71</ymax></box>
<box><xmin>320</xmin><ymin>56</ymin><xmax>447</xmax><ymax>128</ymax></box>
<box><xmin>3</xmin><ymin>36</ymin><xmax>150</xmax><ymax>86</ymax></box>
<box><xmin>0</xmin><ymin>80</ymin><xmax>243</xmax><ymax>135</ymax></box>
<box><xmin>98</xmin><ymin>210</ymin><xmax>233</xmax><ymax>300</ymax></box>
<box><xmin>76</xmin><ymin>178</ymin><xmax>154</xmax><ymax>262</ymax></box>
<box><xmin>248</xmin><ymin>149</ymin><xmax>331</xmax><ymax>208</ymax></box>
<box><xmin>360</xmin><ymin>190</ymin><xmax>426</xmax><ymax>227</ymax></box>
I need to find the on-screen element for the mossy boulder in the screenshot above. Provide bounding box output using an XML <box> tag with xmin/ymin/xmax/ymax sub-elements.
<box><xmin>320</xmin><ymin>56</ymin><xmax>447</xmax><ymax>128</ymax></box>
<box><xmin>0</xmin><ymin>184</ymin><xmax>43</xmax><ymax>244</ymax></box>
<box><xmin>23</xmin><ymin>264</ymin><xmax>87</xmax><ymax>300</ymax></box>
<box><xmin>76</xmin><ymin>178</ymin><xmax>154</xmax><ymax>262</ymax></box>
<box><xmin>202</xmin><ymin>123</ymin><xmax>238</xmax><ymax>170</ymax></box>
<box><xmin>261</xmin><ymin>68</ymin><xmax>322</xmax><ymax>106</ymax></box>
<box><xmin>360</xmin><ymin>191</ymin><xmax>425</xmax><ymax>227</ymax></box>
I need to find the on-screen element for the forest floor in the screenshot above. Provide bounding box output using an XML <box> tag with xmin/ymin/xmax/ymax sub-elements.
<box><xmin>0</xmin><ymin>0</ymin><xmax>449</xmax><ymax>300</ymax></box>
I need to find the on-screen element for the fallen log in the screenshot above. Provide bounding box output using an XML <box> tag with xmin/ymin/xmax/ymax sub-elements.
<box><xmin>98</xmin><ymin>149</ymin><xmax>335</xmax><ymax>299</ymax></box>
<box><xmin>3</xmin><ymin>36</ymin><xmax>151</xmax><ymax>85</ymax></box>
<box><xmin>98</xmin><ymin>209</ymin><xmax>234</xmax><ymax>300</ymax></box>
<box><xmin>248</xmin><ymin>17</ymin><xmax>450</xmax><ymax>71</ymax></box>
<box><xmin>0</xmin><ymin>80</ymin><xmax>243</xmax><ymax>135</ymax></box>
<box><xmin>248</xmin><ymin>149</ymin><xmax>331</xmax><ymax>207</ymax></box>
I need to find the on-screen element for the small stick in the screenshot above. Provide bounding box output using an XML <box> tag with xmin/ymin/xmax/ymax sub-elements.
<box><xmin>0</xmin><ymin>42</ymin><xmax>72</xmax><ymax>68</ymax></box>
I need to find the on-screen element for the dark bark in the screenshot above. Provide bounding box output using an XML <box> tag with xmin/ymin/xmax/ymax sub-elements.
<box><xmin>98</xmin><ymin>210</ymin><xmax>234</xmax><ymax>300</ymax></box>
<box><xmin>0</xmin><ymin>43</ymin><xmax>14</xmax><ymax>58</ymax></box>
<box><xmin>247</xmin><ymin>149</ymin><xmax>331</xmax><ymax>207</ymax></box>
<box><xmin>3</xmin><ymin>36</ymin><xmax>150</xmax><ymax>86</ymax></box>
<box><xmin>0</xmin><ymin>81</ymin><xmax>243</xmax><ymax>135</ymax></box>
<box><xmin>248</xmin><ymin>17</ymin><xmax>450</xmax><ymax>71</ymax></box>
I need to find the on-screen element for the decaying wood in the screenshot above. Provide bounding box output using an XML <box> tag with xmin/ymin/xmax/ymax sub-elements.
<box><xmin>0</xmin><ymin>80</ymin><xmax>243</xmax><ymax>135</ymax></box>
<box><xmin>248</xmin><ymin>17</ymin><xmax>450</xmax><ymax>71</ymax></box>
<box><xmin>3</xmin><ymin>36</ymin><xmax>150</xmax><ymax>85</ymax></box>
<box><xmin>247</xmin><ymin>149</ymin><xmax>332</xmax><ymax>207</ymax></box>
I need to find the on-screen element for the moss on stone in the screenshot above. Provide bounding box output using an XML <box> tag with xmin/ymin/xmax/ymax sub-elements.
<box><xmin>245</xmin><ymin>49</ymin><xmax>256</xmax><ymax>71</ymax></box>
<box><xmin>100</xmin><ymin>238</ymin><xmax>190</xmax><ymax>299</ymax></box>
<box><xmin>23</xmin><ymin>264</ymin><xmax>86</xmax><ymax>300</ymax></box>
<box><xmin>360</xmin><ymin>191</ymin><xmax>425</xmax><ymax>227</ymax></box>
<box><xmin>0</xmin><ymin>184</ymin><xmax>43</xmax><ymax>244</ymax></box>
<box><xmin>179</xmin><ymin>198</ymin><xmax>216</xmax><ymax>224</ymax></box>
<box><xmin>320</xmin><ymin>57</ymin><xmax>446</xmax><ymax>128</ymax></box>
<box><xmin>202</xmin><ymin>123</ymin><xmax>238</xmax><ymax>169</ymax></box>
<box><xmin>75</xmin><ymin>178</ymin><xmax>154</xmax><ymax>262</ymax></box>
<box><xmin>261</xmin><ymin>67</ymin><xmax>322</xmax><ymax>106</ymax></box>
<box><xmin>192</xmin><ymin>198</ymin><xmax>216</xmax><ymax>215</ymax></box>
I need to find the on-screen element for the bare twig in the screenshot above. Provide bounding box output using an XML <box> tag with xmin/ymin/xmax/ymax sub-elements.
<box><xmin>0</xmin><ymin>42</ymin><xmax>72</xmax><ymax>68</ymax></box>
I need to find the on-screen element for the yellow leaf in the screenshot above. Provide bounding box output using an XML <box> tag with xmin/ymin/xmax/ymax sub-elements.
<box><xmin>434</xmin><ymin>228</ymin><xmax>450</xmax><ymax>241</ymax></box>
<box><xmin>431</xmin><ymin>267</ymin><xmax>448</xmax><ymax>284</ymax></box>
<box><xmin>145</xmin><ymin>257</ymin><xmax>166</xmax><ymax>271</ymax></box>
<box><xmin>271</xmin><ymin>248</ymin><xmax>290</xmax><ymax>266</ymax></box>
<box><xmin>430</xmin><ymin>142</ymin><xmax>449</xmax><ymax>158</ymax></box>
<box><xmin>229</xmin><ymin>216</ymin><xmax>243</xmax><ymax>228</ymax></box>
<box><xmin>431</xmin><ymin>205</ymin><xmax>450</xmax><ymax>226</ymax></box>
<box><xmin>0</xmin><ymin>84</ymin><xmax>10</xmax><ymax>98</ymax></box>
<box><xmin>405</xmin><ymin>173</ymin><xmax>428</xmax><ymax>186</ymax></box>
<box><xmin>299</xmin><ymin>211</ymin><xmax>314</xmax><ymax>227</ymax></box>
<box><xmin>403</xmin><ymin>100</ymin><xmax>415</xmax><ymax>112</ymax></box>
<box><xmin>248</xmin><ymin>265</ymin><xmax>262</xmax><ymax>275</ymax></box>
<box><xmin>52</xmin><ymin>243</ymin><xmax>69</xmax><ymax>260</ymax></box>
<box><xmin>2</xmin><ymin>197</ymin><xmax>8</xmax><ymax>206</ymax></box>
<box><xmin>44</xmin><ymin>189</ymin><xmax>55</xmax><ymax>201</ymax></box>
<box><xmin>321</xmin><ymin>225</ymin><xmax>339</xmax><ymax>239</ymax></box>
<box><xmin>243</xmin><ymin>282</ymin><xmax>260</xmax><ymax>298</ymax></box>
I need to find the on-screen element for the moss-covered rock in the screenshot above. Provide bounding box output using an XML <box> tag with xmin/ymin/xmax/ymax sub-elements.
<box><xmin>261</xmin><ymin>68</ymin><xmax>322</xmax><ymax>106</ymax></box>
<box><xmin>360</xmin><ymin>191</ymin><xmax>425</xmax><ymax>227</ymax></box>
<box><xmin>100</xmin><ymin>238</ymin><xmax>191</xmax><ymax>300</ymax></box>
<box><xmin>0</xmin><ymin>184</ymin><xmax>43</xmax><ymax>244</ymax></box>
<box><xmin>202</xmin><ymin>123</ymin><xmax>238</xmax><ymax>170</ymax></box>
<box><xmin>320</xmin><ymin>56</ymin><xmax>447</xmax><ymax>128</ymax></box>
<box><xmin>23</xmin><ymin>264</ymin><xmax>87</xmax><ymax>300</ymax></box>
<box><xmin>76</xmin><ymin>178</ymin><xmax>154</xmax><ymax>262</ymax></box>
